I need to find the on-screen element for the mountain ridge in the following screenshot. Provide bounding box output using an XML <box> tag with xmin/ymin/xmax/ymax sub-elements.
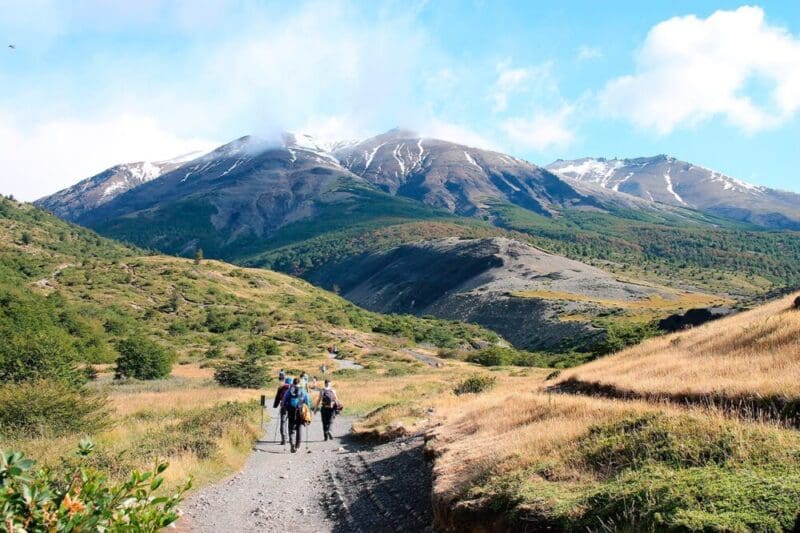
<box><xmin>547</xmin><ymin>155</ymin><xmax>800</xmax><ymax>229</ymax></box>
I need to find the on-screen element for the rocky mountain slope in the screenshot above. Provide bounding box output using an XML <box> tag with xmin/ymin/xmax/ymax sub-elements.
<box><xmin>306</xmin><ymin>236</ymin><xmax>716</xmax><ymax>351</ymax></box>
<box><xmin>335</xmin><ymin>128</ymin><xmax>602</xmax><ymax>217</ymax></box>
<box><xmin>35</xmin><ymin>152</ymin><xmax>204</xmax><ymax>220</ymax></box>
<box><xmin>548</xmin><ymin>155</ymin><xmax>800</xmax><ymax>229</ymax></box>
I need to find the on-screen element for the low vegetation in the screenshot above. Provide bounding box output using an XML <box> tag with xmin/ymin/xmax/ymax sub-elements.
<box><xmin>354</xmin><ymin>292</ymin><xmax>800</xmax><ymax>531</ymax></box>
<box><xmin>554</xmin><ymin>292</ymin><xmax>800</xmax><ymax>402</ymax></box>
<box><xmin>453</xmin><ymin>374</ymin><xmax>496</xmax><ymax>396</ymax></box>
<box><xmin>0</xmin><ymin>197</ymin><xmax>504</xmax><ymax>498</ymax></box>
<box><xmin>0</xmin><ymin>440</ymin><xmax>188</xmax><ymax>531</ymax></box>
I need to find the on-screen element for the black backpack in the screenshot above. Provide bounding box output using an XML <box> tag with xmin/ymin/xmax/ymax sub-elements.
<box><xmin>321</xmin><ymin>389</ymin><xmax>335</xmax><ymax>408</ymax></box>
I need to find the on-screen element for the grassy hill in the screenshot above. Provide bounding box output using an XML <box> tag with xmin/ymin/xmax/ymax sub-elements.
<box><xmin>354</xmin><ymin>292</ymin><xmax>800</xmax><ymax>531</ymax></box>
<box><xmin>0</xmin><ymin>196</ymin><xmax>502</xmax><ymax>490</ymax></box>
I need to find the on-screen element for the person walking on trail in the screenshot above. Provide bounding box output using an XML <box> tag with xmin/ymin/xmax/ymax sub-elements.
<box><xmin>278</xmin><ymin>369</ymin><xmax>286</xmax><ymax>382</ymax></box>
<box><xmin>314</xmin><ymin>379</ymin><xmax>341</xmax><ymax>441</ymax></box>
<box><xmin>299</xmin><ymin>371</ymin><xmax>309</xmax><ymax>392</ymax></box>
<box><xmin>272</xmin><ymin>377</ymin><xmax>292</xmax><ymax>445</ymax></box>
<box><xmin>281</xmin><ymin>377</ymin><xmax>311</xmax><ymax>453</ymax></box>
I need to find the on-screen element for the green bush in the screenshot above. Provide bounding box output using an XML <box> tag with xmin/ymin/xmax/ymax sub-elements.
<box><xmin>245</xmin><ymin>337</ymin><xmax>280</xmax><ymax>358</ymax></box>
<box><xmin>454</xmin><ymin>374</ymin><xmax>497</xmax><ymax>395</ymax></box>
<box><xmin>0</xmin><ymin>288</ymin><xmax>83</xmax><ymax>386</ymax></box>
<box><xmin>214</xmin><ymin>356</ymin><xmax>270</xmax><ymax>389</ymax></box>
<box><xmin>204</xmin><ymin>307</ymin><xmax>237</xmax><ymax>333</ymax></box>
<box><xmin>115</xmin><ymin>336</ymin><xmax>175</xmax><ymax>380</ymax></box>
<box><xmin>0</xmin><ymin>380</ymin><xmax>110</xmax><ymax>438</ymax></box>
<box><xmin>590</xmin><ymin>321</ymin><xmax>659</xmax><ymax>356</ymax></box>
<box><xmin>0</xmin><ymin>440</ymin><xmax>188</xmax><ymax>531</ymax></box>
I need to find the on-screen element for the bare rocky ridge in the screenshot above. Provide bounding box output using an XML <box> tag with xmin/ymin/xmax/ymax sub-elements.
<box><xmin>308</xmin><ymin>237</ymin><xmax>674</xmax><ymax>350</ymax></box>
<box><xmin>35</xmin><ymin>152</ymin><xmax>204</xmax><ymax>220</ymax></box>
<box><xmin>336</xmin><ymin>128</ymin><xmax>598</xmax><ymax>217</ymax></box>
<box><xmin>548</xmin><ymin>155</ymin><xmax>800</xmax><ymax>229</ymax></box>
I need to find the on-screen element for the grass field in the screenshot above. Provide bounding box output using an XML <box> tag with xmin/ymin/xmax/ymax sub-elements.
<box><xmin>352</xmin><ymin>292</ymin><xmax>800</xmax><ymax>531</ymax></box>
<box><xmin>554</xmin><ymin>292</ymin><xmax>800</xmax><ymax>400</ymax></box>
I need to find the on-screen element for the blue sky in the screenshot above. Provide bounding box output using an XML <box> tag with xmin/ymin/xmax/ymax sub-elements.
<box><xmin>1</xmin><ymin>0</ymin><xmax>799</xmax><ymax>200</ymax></box>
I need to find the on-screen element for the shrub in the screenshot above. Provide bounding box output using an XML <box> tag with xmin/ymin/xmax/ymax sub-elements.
<box><xmin>214</xmin><ymin>356</ymin><xmax>270</xmax><ymax>389</ymax></box>
<box><xmin>0</xmin><ymin>288</ymin><xmax>83</xmax><ymax>386</ymax></box>
<box><xmin>454</xmin><ymin>374</ymin><xmax>497</xmax><ymax>395</ymax></box>
<box><xmin>115</xmin><ymin>336</ymin><xmax>175</xmax><ymax>380</ymax></box>
<box><xmin>0</xmin><ymin>440</ymin><xmax>189</xmax><ymax>531</ymax></box>
<box><xmin>204</xmin><ymin>307</ymin><xmax>237</xmax><ymax>333</ymax></box>
<box><xmin>590</xmin><ymin>321</ymin><xmax>659</xmax><ymax>356</ymax></box>
<box><xmin>794</xmin><ymin>296</ymin><xmax>800</xmax><ymax>310</ymax></box>
<box><xmin>0</xmin><ymin>380</ymin><xmax>110</xmax><ymax>438</ymax></box>
<box><xmin>245</xmin><ymin>337</ymin><xmax>280</xmax><ymax>358</ymax></box>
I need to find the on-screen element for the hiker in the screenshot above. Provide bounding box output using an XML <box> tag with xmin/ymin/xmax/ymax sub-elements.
<box><xmin>311</xmin><ymin>376</ymin><xmax>319</xmax><ymax>390</ymax></box>
<box><xmin>278</xmin><ymin>368</ymin><xmax>285</xmax><ymax>382</ymax></box>
<box><xmin>281</xmin><ymin>377</ymin><xmax>311</xmax><ymax>453</ymax></box>
<box><xmin>314</xmin><ymin>379</ymin><xmax>342</xmax><ymax>441</ymax></box>
<box><xmin>272</xmin><ymin>377</ymin><xmax>292</xmax><ymax>445</ymax></box>
<box><xmin>299</xmin><ymin>371</ymin><xmax>309</xmax><ymax>392</ymax></box>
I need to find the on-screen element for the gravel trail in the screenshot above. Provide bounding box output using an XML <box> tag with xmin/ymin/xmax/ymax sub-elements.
<box><xmin>177</xmin><ymin>409</ymin><xmax>432</xmax><ymax>532</ymax></box>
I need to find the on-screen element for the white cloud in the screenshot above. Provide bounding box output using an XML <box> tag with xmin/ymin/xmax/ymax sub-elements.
<box><xmin>202</xmin><ymin>1</ymin><xmax>435</xmax><ymax>136</ymax></box>
<box><xmin>577</xmin><ymin>45</ymin><xmax>602</xmax><ymax>61</ymax></box>
<box><xmin>490</xmin><ymin>60</ymin><xmax>555</xmax><ymax>113</ymax></box>
<box><xmin>422</xmin><ymin>119</ymin><xmax>500</xmax><ymax>151</ymax></box>
<box><xmin>0</xmin><ymin>114</ymin><xmax>217</xmax><ymax>201</ymax></box>
<box><xmin>600</xmin><ymin>6</ymin><xmax>800</xmax><ymax>134</ymax></box>
<box><xmin>501</xmin><ymin>106</ymin><xmax>575</xmax><ymax>151</ymax></box>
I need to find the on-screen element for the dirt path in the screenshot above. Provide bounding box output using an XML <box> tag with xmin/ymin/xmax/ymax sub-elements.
<box><xmin>177</xmin><ymin>410</ymin><xmax>433</xmax><ymax>532</ymax></box>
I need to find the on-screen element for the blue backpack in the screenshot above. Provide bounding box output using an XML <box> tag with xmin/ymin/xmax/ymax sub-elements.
<box><xmin>287</xmin><ymin>387</ymin><xmax>304</xmax><ymax>410</ymax></box>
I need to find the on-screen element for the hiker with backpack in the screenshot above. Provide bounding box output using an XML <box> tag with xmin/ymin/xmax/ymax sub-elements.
<box><xmin>281</xmin><ymin>377</ymin><xmax>312</xmax><ymax>453</ymax></box>
<box><xmin>272</xmin><ymin>377</ymin><xmax>292</xmax><ymax>445</ymax></box>
<box><xmin>314</xmin><ymin>379</ymin><xmax>342</xmax><ymax>441</ymax></box>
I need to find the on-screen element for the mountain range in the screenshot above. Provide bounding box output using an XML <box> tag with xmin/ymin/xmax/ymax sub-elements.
<box><xmin>547</xmin><ymin>155</ymin><xmax>800</xmax><ymax>230</ymax></box>
<box><xmin>34</xmin><ymin>128</ymin><xmax>800</xmax><ymax>351</ymax></box>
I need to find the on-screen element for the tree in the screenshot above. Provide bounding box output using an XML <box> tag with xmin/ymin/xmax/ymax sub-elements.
<box><xmin>213</xmin><ymin>355</ymin><xmax>270</xmax><ymax>389</ymax></box>
<box><xmin>194</xmin><ymin>248</ymin><xmax>204</xmax><ymax>265</ymax></box>
<box><xmin>20</xmin><ymin>232</ymin><xmax>31</xmax><ymax>245</ymax></box>
<box><xmin>115</xmin><ymin>336</ymin><xmax>174</xmax><ymax>380</ymax></box>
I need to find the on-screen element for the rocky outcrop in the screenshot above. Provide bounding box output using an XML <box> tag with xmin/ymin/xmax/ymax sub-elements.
<box><xmin>308</xmin><ymin>237</ymin><xmax>676</xmax><ymax>351</ymax></box>
<box><xmin>658</xmin><ymin>307</ymin><xmax>734</xmax><ymax>332</ymax></box>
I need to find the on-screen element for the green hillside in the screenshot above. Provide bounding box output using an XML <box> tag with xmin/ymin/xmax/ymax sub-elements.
<box><xmin>0</xmin><ymin>196</ymin><xmax>505</xmax><ymax>496</ymax></box>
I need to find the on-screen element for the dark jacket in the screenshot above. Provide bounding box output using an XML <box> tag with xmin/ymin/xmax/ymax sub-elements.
<box><xmin>273</xmin><ymin>383</ymin><xmax>291</xmax><ymax>409</ymax></box>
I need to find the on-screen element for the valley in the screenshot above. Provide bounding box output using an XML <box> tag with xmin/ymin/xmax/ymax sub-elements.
<box><xmin>7</xmin><ymin>130</ymin><xmax>800</xmax><ymax>532</ymax></box>
<box><xmin>35</xmin><ymin>129</ymin><xmax>800</xmax><ymax>355</ymax></box>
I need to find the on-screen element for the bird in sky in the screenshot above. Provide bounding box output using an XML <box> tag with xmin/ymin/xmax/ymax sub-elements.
<box><xmin>8</xmin><ymin>44</ymin><xmax>15</xmax><ymax>49</ymax></box>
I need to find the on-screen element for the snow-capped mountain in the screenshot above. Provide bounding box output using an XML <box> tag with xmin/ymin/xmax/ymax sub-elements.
<box><xmin>35</xmin><ymin>151</ymin><xmax>204</xmax><ymax>220</ymax></box>
<box><xmin>335</xmin><ymin>128</ymin><xmax>599</xmax><ymax>217</ymax></box>
<box><xmin>548</xmin><ymin>155</ymin><xmax>800</xmax><ymax>229</ymax></box>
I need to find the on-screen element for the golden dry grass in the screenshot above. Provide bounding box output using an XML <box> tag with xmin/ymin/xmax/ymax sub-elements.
<box><xmin>513</xmin><ymin>288</ymin><xmax>729</xmax><ymax>310</ymax></box>
<box><xmin>555</xmin><ymin>292</ymin><xmax>800</xmax><ymax>398</ymax></box>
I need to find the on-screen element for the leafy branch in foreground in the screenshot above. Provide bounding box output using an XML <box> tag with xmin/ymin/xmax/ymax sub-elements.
<box><xmin>0</xmin><ymin>439</ymin><xmax>190</xmax><ymax>531</ymax></box>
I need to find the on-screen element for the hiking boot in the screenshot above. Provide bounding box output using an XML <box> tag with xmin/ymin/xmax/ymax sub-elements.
<box><xmin>290</xmin><ymin>445</ymin><xmax>296</xmax><ymax>453</ymax></box>
<box><xmin>280</xmin><ymin>438</ymin><xmax>286</xmax><ymax>445</ymax></box>
<box><xmin>327</xmin><ymin>432</ymin><xmax>333</xmax><ymax>440</ymax></box>
<box><xmin>324</xmin><ymin>433</ymin><xmax>328</xmax><ymax>442</ymax></box>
